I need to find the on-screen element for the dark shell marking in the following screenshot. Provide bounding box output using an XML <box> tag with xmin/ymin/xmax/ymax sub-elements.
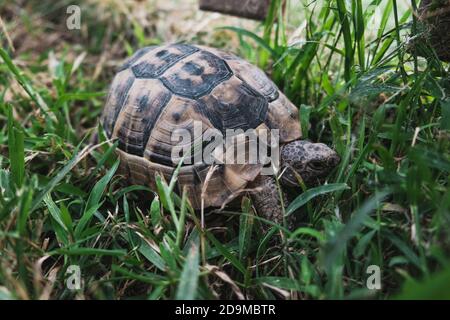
<box><xmin>160</xmin><ymin>50</ymin><xmax>233</xmax><ymax>99</ymax></box>
<box><xmin>118</xmin><ymin>46</ymin><xmax>157</xmax><ymax>72</ymax></box>
<box><xmin>132</xmin><ymin>44</ymin><xmax>199</xmax><ymax>78</ymax></box>
<box><xmin>200</xmin><ymin>77</ymin><xmax>268</xmax><ymax>133</ymax></box>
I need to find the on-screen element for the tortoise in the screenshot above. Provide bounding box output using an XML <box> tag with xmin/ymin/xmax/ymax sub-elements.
<box><xmin>100</xmin><ymin>43</ymin><xmax>340</xmax><ymax>225</ymax></box>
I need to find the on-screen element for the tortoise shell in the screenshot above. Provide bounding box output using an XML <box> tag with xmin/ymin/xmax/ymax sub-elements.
<box><xmin>101</xmin><ymin>43</ymin><xmax>301</xmax><ymax>209</ymax></box>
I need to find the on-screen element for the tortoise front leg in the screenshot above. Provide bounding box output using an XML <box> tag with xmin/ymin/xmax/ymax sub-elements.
<box><xmin>248</xmin><ymin>175</ymin><xmax>292</xmax><ymax>230</ymax></box>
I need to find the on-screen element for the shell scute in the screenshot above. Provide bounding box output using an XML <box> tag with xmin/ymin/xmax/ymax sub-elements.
<box><xmin>160</xmin><ymin>50</ymin><xmax>233</xmax><ymax>99</ymax></box>
<box><xmin>112</xmin><ymin>79</ymin><xmax>172</xmax><ymax>157</ymax></box>
<box><xmin>101</xmin><ymin>69</ymin><xmax>135</xmax><ymax>137</ymax></box>
<box><xmin>226</xmin><ymin>58</ymin><xmax>279</xmax><ymax>102</ymax></box>
<box><xmin>200</xmin><ymin>76</ymin><xmax>268</xmax><ymax>133</ymax></box>
<box><xmin>144</xmin><ymin>95</ymin><xmax>215</xmax><ymax>167</ymax></box>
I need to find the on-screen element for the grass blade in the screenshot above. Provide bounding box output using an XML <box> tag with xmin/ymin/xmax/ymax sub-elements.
<box><xmin>286</xmin><ymin>183</ymin><xmax>349</xmax><ymax>216</ymax></box>
<box><xmin>7</xmin><ymin>105</ymin><xmax>25</xmax><ymax>188</ymax></box>
<box><xmin>176</xmin><ymin>242</ymin><xmax>200</xmax><ymax>300</ymax></box>
<box><xmin>74</xmin><ymin>160</ymin><xmax>119</xmax><ymax>237</ymax></box>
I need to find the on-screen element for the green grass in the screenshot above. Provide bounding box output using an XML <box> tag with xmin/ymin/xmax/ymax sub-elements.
<box><xmin>0</xmin><ymin>0</ymin><xmax>449</xmax><ymax>300</ymax></box>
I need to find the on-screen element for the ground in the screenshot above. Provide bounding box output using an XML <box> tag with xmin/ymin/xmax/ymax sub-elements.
<box><xmin>0</xmin><ymin>0</ymin><xmax>449</xmax><ymax>300</ymax></box>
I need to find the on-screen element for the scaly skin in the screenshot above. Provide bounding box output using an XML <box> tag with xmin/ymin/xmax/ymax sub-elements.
<box><xmin>248</xmin><ymin>175</ymin><xmax>288</xmax><ymax>226</ymax></box>
<box><xmin>250</xmin><ymin>140</ymin><xmax>340</xmax><ymax>230</ymax></box>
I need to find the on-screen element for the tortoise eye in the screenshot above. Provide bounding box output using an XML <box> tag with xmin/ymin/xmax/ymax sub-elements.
<box><xmin>308</xmin><ymin>161</ymin><xmax>325</xmax><ymax>171</ymax></box>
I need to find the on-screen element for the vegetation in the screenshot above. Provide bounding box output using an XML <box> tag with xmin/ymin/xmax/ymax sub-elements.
<box><xmin>0</xmin><ymin>0</ymin><xmax>449</xmax><ymax>299</ymax></box>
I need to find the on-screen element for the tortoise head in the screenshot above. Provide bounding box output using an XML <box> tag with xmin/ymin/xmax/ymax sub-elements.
<box><xmin>280</xmin><ymin>140</ymin><xmax>340</xmax><ymax>187</ymax></box>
